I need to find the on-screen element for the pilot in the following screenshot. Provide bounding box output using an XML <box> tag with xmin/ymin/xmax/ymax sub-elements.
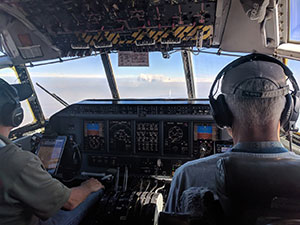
<box><xmin>165</xmin><ymin>53</ymin><xmax>300</xmax><ymax>213</ymax></box>
<box><xmin>0</xmin><ymin>78</ymin><xmax>104</xmax><ymax>225</ymax></box>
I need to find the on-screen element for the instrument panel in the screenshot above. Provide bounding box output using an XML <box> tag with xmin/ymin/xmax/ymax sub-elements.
<box><xmin>136</xmin><ymin>122</ymin><xmax>159</xmax><ymax>153</ymax></box>
<box><xmin>109</xmin><ymin>121</ymin><xmax>133</xmax><ymax>153</ymax></box>
<box><xmin>49</xmin><ymin>100</ymin><xmax>232</xmax><ymax>176</ymax></box>
<box><xmin>164</xmin><ymin>121</ymin><xmax>189</xmax><ymax>156</ymax></box>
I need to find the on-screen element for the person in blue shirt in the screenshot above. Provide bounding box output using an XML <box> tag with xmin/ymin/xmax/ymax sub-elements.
<box><xmin>165</xmin><ymin>54</ymin><xmax>300</xmax><ymax>213</ymax></box>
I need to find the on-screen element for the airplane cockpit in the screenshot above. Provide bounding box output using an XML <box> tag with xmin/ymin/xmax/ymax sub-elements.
<box><xmin>0</xmin><ymin>0</ymin><xmax>300</xmax><ymax>224</ymax></box>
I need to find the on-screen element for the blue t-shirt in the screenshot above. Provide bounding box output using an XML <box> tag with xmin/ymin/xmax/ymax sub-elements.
<box><xmin>230</xmin><ymin>141</ymin><xmax>288</xmax><ymax>153</ymax></box>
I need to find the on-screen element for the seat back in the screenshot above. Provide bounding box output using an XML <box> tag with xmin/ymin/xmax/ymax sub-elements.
<box><xmin>215</xmin><ymin>156</ymin><xmax>300</xmax><ymax>224</ymax></box>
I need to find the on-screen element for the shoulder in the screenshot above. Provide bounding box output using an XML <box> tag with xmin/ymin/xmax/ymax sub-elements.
<box><xmin>174</xmin><ymin>153</ymin><xmax>228</xmax><ymax>177</ymax></box>
<box><xmin>0</xmin><ymin>143</ymin><xmax>43</xmax><ymax>192</ymax></box>
<box><xmin>227</xmin><ymin>150</ymin><xmax>300</xmax><ymax>159</ymax></box>
<box><xmin>279</xmin><ymin>151</ymin><xmax>300</xmax><ymax>159</ymax></box>
<box><xmin>171</xmin><ymin>153</ymin><xmax>230</xmax><ymax>188</ymax></box>
<box><xmin>7</xmin><ymin>143</ymin><xmax>38</xmax><ymax>160</ymax></box>
<box><xmin>0</xmin><ymin>143</ymin><xmax>41</xmax><ymax>175</ymax></box>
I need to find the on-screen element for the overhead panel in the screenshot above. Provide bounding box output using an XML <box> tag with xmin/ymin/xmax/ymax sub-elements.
<box><xmin>2</xmin><ymin>0</ymin><xmax>216</xmax><ymax>57</ymax></box>
<box><xmin>220</xmin><ymin>0</ymin><xmax>276</xmax><ymax>54</ymax></box>
<box><xmin>77</xmin><ymin>25</ymin><xmax>213</xmax><ymax>52</ymax></box>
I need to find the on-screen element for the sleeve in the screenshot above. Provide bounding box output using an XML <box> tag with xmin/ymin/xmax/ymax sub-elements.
<box><xmin>164</xmin><ymin>167</ymin><xmax>185</xmax><ymax>213</ymax></box>
<box><xmin>165</xmin><ymin>156</ymin><xmax>224</xmax><ymax>213</ymax></box>
<box><xmin>9</xmin><ymin>155</ymin><xmax>71</xmax><ymax>220</ymax></box>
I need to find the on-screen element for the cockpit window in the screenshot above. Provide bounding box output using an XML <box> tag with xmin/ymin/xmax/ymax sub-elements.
<box><xmin>0</xmin><ymin>68</ymin><xmax>35</xmax><ymax>127</ymax></box>
<box><xmin>28</xmin><ymin>56</ymin><xmax>112</xmax><ymax>119</ymax></box>
<box><xmin>288</xmin><ymin>59</ymin><xmax>300</xmax><ymax>86</ymax></box>
<box><xmin>111</xmin><ymin>52</ymin><xmax>188</xmax><ymax>98</ymax></box>
<box><xmin>290</xmin><ymin>0</ymin><xmax>300</xmax><ymax>42</ymax></box>
<box><xmin>193</xmin><ymin>51</ymin><xmax>238</xmax><ymax>98</ymax></box>
<box><xmin>287</xmin><ymin>59</ymin><xmax>300</xmax><ymax>128</ymax></box>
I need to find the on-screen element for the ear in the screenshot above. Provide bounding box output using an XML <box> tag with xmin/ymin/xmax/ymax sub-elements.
<box><xmin>214</xmin><ymin>94</ymin><xmax>233</xmax><ymax>128</ymax></box>
<box><xmin>280</xmin><ymin>94</ymin><xmax>293</xmax><ymax>132</ymax></box>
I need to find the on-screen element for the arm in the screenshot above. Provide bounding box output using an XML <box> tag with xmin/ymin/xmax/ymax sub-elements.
<box><xmin>63</xmin><ymin>178</ymin><xmax>104</xmax><ymax>210</ymax></box>
<box><xmin>165</xmin><ymin>169</ymin><xmax>184</xmax><ymax>212</ymax></box>
<box><xmin>11</xmin><ymin>154</ymin><xmax>104</xmax><ymax>219</ymax></box>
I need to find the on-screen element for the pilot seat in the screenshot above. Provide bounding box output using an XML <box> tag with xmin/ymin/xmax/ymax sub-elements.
<box><xmin>216</xmin><ymin>155</ymin><xmax>300</xmax><ymax>225</ymax></box>
<box><xmin>159</xmin><ymin>155</ymin><xmax>300</xmax><ymax>225</ymax></box>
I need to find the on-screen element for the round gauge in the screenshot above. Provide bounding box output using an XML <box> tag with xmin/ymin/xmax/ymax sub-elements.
<box><xmin>168</xmin><ymin>126</ymin><xmax>183</xmax><ymax>143</ymax></box>
<box><xmin>114</xmin><ymin>129</ymin><xmax>130</xmax><ymax>143</ymax></box>
<box><xmin>199</xmin><ymin>142</ymin><xmax>212</xmax><ymax>157</ymax></box>
<box><xmin>88</xmin><ymin>136</ymin><xmax>101</xmax><ymax>150</ymax></box>
<box><xmin>109</xmin><ymin>122</ymin><xmax>132</xmax><ymax>149</ymax></box>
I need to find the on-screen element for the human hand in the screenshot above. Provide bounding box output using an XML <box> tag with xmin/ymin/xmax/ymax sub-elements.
<box><xmin>81</xmin><ymin>178</ymin><xmax>104</xmax><ymax>192</ymax></box>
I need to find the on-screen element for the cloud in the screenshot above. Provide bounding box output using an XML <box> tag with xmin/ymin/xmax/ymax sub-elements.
<box><xmin>1</xmin><ymin>71</ymin><xmax>215</xmax><ymax>121</ymax></box>
<box><xmin>16</xmin><ymin>75</ymin><xmax>215</xmax><ymax>124</ymax></box>
<box><xmin>29</xmin><ymin>72</ymin><xmax>107</xmax><ymax>79</ymax></box>
<box><xmin>1</xmin><ymin>69</ymin><xmax>215</xmax><ymax>83</ymax></box>
<box><xmin>136</xmin><ymin>74</ymin><xmax>181</xmax><ymax>83</ymax></box>
<box><xmin>195</xmin><ymin>77</ymin><xmax>214</xmax><ymax>83</ymax></box>
<box><xmin>134</xmin><ymin>73</ymin><xmax>214</xmax><ymax>83</ymax></box>
<box><xmin>0</xmin><ymin>70</ymin><xmax>106</xmax><ymax>79</ymax></box>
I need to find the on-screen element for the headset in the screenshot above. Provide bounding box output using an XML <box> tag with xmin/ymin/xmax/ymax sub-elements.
<box><xmin>0</xmin><ymin>79</ymin><xmax>24</xmax><ymax>127</ymax></box>
<box><xmin>209</xmin><ymin>53</ymin><xmax>300</xmax><ymax>132</ymax></box>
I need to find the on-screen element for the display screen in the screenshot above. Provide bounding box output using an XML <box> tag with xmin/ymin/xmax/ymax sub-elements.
<box><xmin>194</xmin><ymin>124</ymin><xmax>217</xmax><ymax>140</ymax></box>
<box><xmin>84</xmin><ymin>122</ymin><xmax>104</xmax><ymax>137</ymax></box>
<box><xmin>220</xmin><ymin>146</ymin><xmax>231</xmax><ymax>153</ymax></box>
<box><xmin>84</xmin><ymin>121</ymin><xmax>105</xmax><ymax>151</ymax></box>
<box><xmin>216</xmin><ymin>143</ymin><xmax>233</xmax><ymax>153</ymax></box>
<box><xmin>37</xmin><ymin>136</ymin><xmax>67</xmax><ymax>174</ymax></box>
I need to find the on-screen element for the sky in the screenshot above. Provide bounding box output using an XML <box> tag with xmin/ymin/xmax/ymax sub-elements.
<box><xmin>290</xmin><ymin>0</ymin><xmax>300</xmax><ymax>41</ymax></box>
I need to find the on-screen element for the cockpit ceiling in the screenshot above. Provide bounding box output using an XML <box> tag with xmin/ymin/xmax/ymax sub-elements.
<box><xmin>0</xmin><ymin>0</ymin><xmax>215</xmax><ymax>59</ymax></box>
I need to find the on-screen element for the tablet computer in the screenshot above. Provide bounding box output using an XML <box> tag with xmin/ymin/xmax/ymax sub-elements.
<box><xmin>36</xmin><ymin>136</ymin><xmax>67</xmax><ymax>175</ymax></box>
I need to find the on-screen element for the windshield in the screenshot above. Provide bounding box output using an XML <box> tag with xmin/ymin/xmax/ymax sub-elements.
<box><xmin>16</xmin><ymin>51</ymin><xmax>300</xmax><ymax>130</ymax></box>
<box><xmin>29</xmin><ymin>51</ymin><xmax>222</xmax><ymax>119</ymax></box>
<box><xmin>28</xmin><ymin>56</ymin><xmax>112</xmax><ymax>119</ymax></box>
<box><xmin>112</xmin><ymin>52</ymin><xmax>188</xmax><ymax>99</ymax></box>
<box><xmin>193</xmin><ymin>52</ymin><xmax>238</xmax><ymax>96</ymax></box>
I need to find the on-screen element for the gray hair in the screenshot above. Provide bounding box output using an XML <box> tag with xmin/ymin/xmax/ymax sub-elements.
<box><xmin>225</xmin><ymin>79</ymin><xmax>286</xmax><ymax>128</ymax></box>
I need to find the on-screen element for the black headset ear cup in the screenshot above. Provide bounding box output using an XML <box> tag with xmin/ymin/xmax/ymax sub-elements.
<box><xmin>11</xmin><ymin>106</ymin><xmax>24</xmax><ymax>127</ymax></box>
<box><xmin>2</xmin><ymin>102</ymin><xmax>15</xmax><ymax>126</ymax></box>
<box><xmin>211</xmin><ymin>94</ymin><xmax>233</xmax><ymax>128</ymax></box>
<box><xmin>1</xmin><ymin>102</ymin><xmax>24</xmax><ymax>127</ymax></box>
<box><xmin>291</xmin><ymin>95</ymin><xmax>300</xmax><ymax>127</ymax></box>
<box><xmin>0</xmin><ymin>85</ymin><xmax>24</xmax><ymax>127</ymax></box>
<box><xmin>280</xmin><ymin>94</ymin><xmax>293</xmax><ymax>132</ymax></box>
